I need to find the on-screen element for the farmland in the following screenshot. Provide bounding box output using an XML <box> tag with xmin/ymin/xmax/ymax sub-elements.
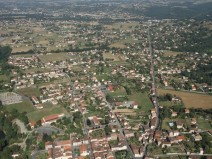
<box><xmin>158</xmin><ymin>89</ymin><xmax>212</xmax><ymax>109</ymax></box>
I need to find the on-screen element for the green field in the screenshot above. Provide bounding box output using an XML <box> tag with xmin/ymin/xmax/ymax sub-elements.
<box><xmin>24</xmin><ymin>67</ymin><xmax>50</xmax><ymax>73</ymax></box>
<box><xmin>27</xmin><ymin>105</ymin><xmax>68</xmax><ymax>122</ymax></box>
<box><xmin>159</xmin><ymin>101</ymin><xmax>173</xmax><ymax>107</ymax></box>
<box><xmin>162</xmin><ymin>50</ymin><xmax>183</xmax><ymax>57</ymax></box>
<box><xmin>197</xmin><ymin>118</ymin><xmax>212</xmax><ymax>130</ymax></box>
<box><xmin>109</xmin><ymin>87</ymin><xmax>127</xmax><ymax>97</ymax></box>
<box><xmin>38</xmin><ymin>52</ymin><xmax>71</xmax><ymax>63</ymax></box>
<box><xmin>0</xmin><ymin>75</ymin><xmax>9</xmax><ymax>81</ymax></box>
<box><xmin>128</xmin><ymin>93</ymin><xmax>153</xmax><ymax>112</ymax></box>
<box><xmin>17</xmin><ymin>87</ymin><xmax>41</xmax><ymax>97</ymax></box>
<box><xmin>5</xmin><ymin>99</ymin><xmax>35</xmax><ymax>113</ymax></box>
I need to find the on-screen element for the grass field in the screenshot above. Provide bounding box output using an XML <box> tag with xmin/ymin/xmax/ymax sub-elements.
<box><xmin>24</xmin><ymin>67</ymin><xmax>50</xmax><ymax>73</ymax></box>
<box><xmin>38</xmin><ymin>52</ymin><xmax>71</xmax><ymax>63</ymax></box>
<box><xmin>27</xmin><ymin>105</ymin><xmax>68</xmax><ymax>122</ymax></box>
<box><xmin>162</xmin><ymin>50</ymin><xmax>183</xmax><ymax>57</ymax></box>
<box><xmin>11</xmin><ymin>46</ymin><xmax>33</xmax><ymax>53</ymax></box>
<box><xmin>109</xmin><ymin>42</ymin><xmax>127</xmax><ymax>49</ymax></box>
<box><xmin>109</xmin><ymin>87</ymin><xmax>127</xmax><ymax>97</ymax></box>
<box><xmin>17</xmin><ymin>87</ymin><xmax>41</xmax><ymax>97</ymax></box>
<box><xmin>0</xmin><ymin>74</ymin><xmax>9</xmax><ymax>81</ymax></box>
<box><xmin>158</xmin><ymin>89</ymin><xmax>212</xmax><ymax>109</ymax></box>
<box><xmin>103</xmin><ymin>52</ymin><xmax>120</xmax><ymax>61</ymax></box>
<box><xmin>197</xmin><ymin>118</ymin><xmax>212</xmax><ymax>130</ymax></box>
<box><xmin>5</xmin><ymin>99</ymin><xmax>35</xmax><ymax>113</ymax></box>
<box><xmin>162</xmin><ymin>118</ymin><xmax>187</xmax><ymax>130</ymax></box>
<box><xmin>128</xmin><ymin>93</ymin><xmax>153</xmax><ymax>112</ymax></box>
<box><xmin>112</xmin><ymin>109</ymin><xmax>136</xmax><ymax>116</ymax></box>
<box><xmin>159</xmin><ymin>101</ymin><xmax>173</xmax><ymax>107</ymax></box>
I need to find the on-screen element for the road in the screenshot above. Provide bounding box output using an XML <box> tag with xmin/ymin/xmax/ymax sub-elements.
<box><xmin>155</xmin><ymin>153</ymin><xmax>212</xmax><ymax>157</ymax></box>
<box><xmin>143</xmin><ymin>25</ymin><xmax>160</xmax><ymax>158</ymax></box>
<box><xmin>99</xmin><ymin>88</ymin><xmax>135</xmax><ymax>159</ymax></box>
<box><xmin>148</xmin><ymin>26</ymin><xmax>159</xmax><ymax>130</ymax></box>
<box><xmin>64</xmin><ymin>73</ymin><xmax>94</xmax><ymax>159</ymax></box>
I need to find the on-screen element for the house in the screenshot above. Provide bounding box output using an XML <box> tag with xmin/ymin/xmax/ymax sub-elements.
<box><xmin>107</xmin><ymin>85</ymin><xmax>114</xmax><ymax>92</ymax></box>
<box><xmin>162</xmin><ymin>141</ymin><xmax>171</xmax><ymax>148</ymax></box>
<box><xmin>185</xmin><ymin>108</ymin><xmax>190</xmax><ymax>114</ymax></box>
<box><xmin>176</xmin><ymin>121</ymin><xmax>184</xmax><ymax>129</ymax></box>
<box><xmin>131</xmin><ymin>145</ymin><xmax>144</xmax><ymax>158</ymax></box>
<box><xmin>31</xmin><ymin>96</ymin><xmax>39</xmax><ymax>104</ymax></box>
<box><xmin>154</xmin><ymin>130</ymin><xmax>162</xmax><ymax>140</ymax></box>
<box><xmin>192</xmin><ymin>134</ymin><xmax>202</xmax><ymax>141</ymax></box>
<box><xmin>29</xmin><ymin>121</ymin><xmax>36</xmax><ymax>129</ymax></box>
<box><xmin>169</xmin><ymin>130</ymin><xmax>179</xmax><ymax>137</ymax></box>
<box><xmin>177</xmin><ymin>135</ymin><xmax>186</xmax><ymax>142</ymax></box>
<box><xmin>191</xmin><ymin>118</ymin><xmax>197</xmax><ymax>125</ymax></box>
<box><xmin>150</xmin><ymin>117</ymin><xmax>157</xmax><ymax>129</ymax></box>
<box><xmin>169</xmin><ymin>137</ymin><xmax>178</xmax><ymax>144</ymax></box>
<box><xmin>80</xmin><ymin>144</ymin><xmax>89</xmax><ymax>157</ymax></box>
<box><xmin>131</xmin><ymin>102</ymin><xmax>139</xmax><ymax>109</ymax></box>
<box><xmin>123</xmin><ymin>130</ymin><xmax>134</xmax><ymax>138</ymax></box>
<box><xmin>171</xmin><ymin>111</ymin><xmax>178</xmax><ymax>117</ymax></box>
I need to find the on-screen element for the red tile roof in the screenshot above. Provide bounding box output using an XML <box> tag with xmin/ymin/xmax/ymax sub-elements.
<box><xmin>42</xmin><ymin>114</ymin><xmax>59</xmax><ymax>122</ymax></box>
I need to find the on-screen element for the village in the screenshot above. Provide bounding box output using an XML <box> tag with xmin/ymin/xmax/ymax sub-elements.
<box><xmin>0</xmin><ymin>1</ymin><xmax>211</xmax><ymax>159</ymax></box>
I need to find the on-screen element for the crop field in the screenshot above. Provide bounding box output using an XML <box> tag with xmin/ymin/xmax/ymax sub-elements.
<box><xmin>158</xmin><ymin>89</ymin><xmax>212</xmax><ymax>109</ymax></box>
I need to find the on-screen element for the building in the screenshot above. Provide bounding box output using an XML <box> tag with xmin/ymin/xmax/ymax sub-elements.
<box><xmin>41</xmin><ymin>114</ymin><xmax>64</xmax><ymax>125</ymax></box>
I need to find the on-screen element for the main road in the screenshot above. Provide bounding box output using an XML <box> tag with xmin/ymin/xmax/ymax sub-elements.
<box><xmin>148</xmin><ymin>26</ymin><xmax>159</xmax><ymax>130</ymax></box>
<box><xmin>143</xmin><ymin>26</ymin><xmax>160</xmax><ymax>158</ymax></box>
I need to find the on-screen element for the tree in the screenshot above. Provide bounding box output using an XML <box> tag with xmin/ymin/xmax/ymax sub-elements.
<box><xmin>86</xmin><ymin>119</ymin><xmax>92</xmax><ymax>126</ymax></box>
<box><xmin>0</xmin><ymin>46</ymin><xmax>12</xmax><ymax>62</ymax></box>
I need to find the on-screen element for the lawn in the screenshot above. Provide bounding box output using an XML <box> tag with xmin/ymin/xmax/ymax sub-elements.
<box><xmin>158</xmin><ymin>89</ymin><xmax>212</xmax><ymax>109</ymax></box>
<box><xmin>17</xmin><ymin>87</ymin><xmax>41</xmax><ymax>97</ymax></box>
<box><xmin>5</xmin><ymin>99</ymin><xmax>35</xmax><ymax>113</ymax></box>
<box><xmin>128</xmin><ymin>93</ymin><xmax>153</xmax><ymax>112</ymax></box>
<box><xmin>27</xmin><ymin>105</ymin><xmax>68</xmax><ymax>122</ymax></box>
<box><xmin>162</xmin><ymin>118</ymin><xmax>188</xmax><ymax>130</ymax></box>
<box><xmin>161</xmin><ymin>118</ymin><xmax>171</xmax><ymax>130</ymax></box>
<box><xmin>197</xmin><ymin>118</ymin><xmax>212</xmax><ymax>130</ymax></box>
